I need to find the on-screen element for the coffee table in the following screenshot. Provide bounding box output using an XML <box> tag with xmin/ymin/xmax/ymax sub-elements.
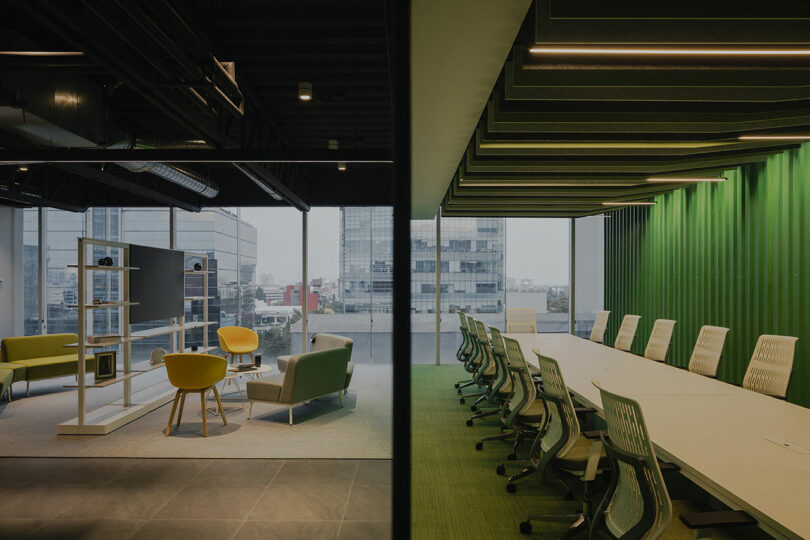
<box><xmin>207</xmin><ymin>364</ymin><xmax>272</xmax><ymax>413</ymax></box>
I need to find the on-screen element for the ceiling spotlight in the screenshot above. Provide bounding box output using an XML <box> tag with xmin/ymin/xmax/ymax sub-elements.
<box><xmin>529</xmin><ymin>47</ymin><xmax>810</xmax><ymax>56</ymax></box>
<box><xmin>17</xmin><ymin>164</ymin><xmax>28</xmax><ymax>172</ymax></box>
<box><xmin>738</xmin><ymin>135</ymin><xmax>810</xmax><ymax>140</ymax></box>
<box><xmin>601</xmin><ymin>201</ymin><xmax>657</xmax><ymax>206</ymax></box>
<box><xmin>298</xmin><ymin>82</ymin><xmax>312</xmax><ymax>101</ymax></box>
<box><xmin>646</xmin><ymin>177</ymin><xmax>726</xmax><ymax>183</ymax></box>
<box><xmin>337</xmin><ymin>162</ymin><xmax>347</xmax><ymax>171</ymax></box>
<box><xmin>328</xmin><ymin>139</ymin><xmax>339</xmax><ymax>150</ymax></box>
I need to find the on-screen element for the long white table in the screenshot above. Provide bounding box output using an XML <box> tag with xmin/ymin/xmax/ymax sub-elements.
<box><xmin>505</xmin><ymin>333</ymin><xmax>810</xmax><ymax>540</ymax></box>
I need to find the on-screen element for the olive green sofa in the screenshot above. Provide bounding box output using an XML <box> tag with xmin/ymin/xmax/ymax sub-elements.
<box><xmin>276</xmin><ymin>333</ymin><xmax>354</xmax><ymax>393</ymax></box>
<box><xmin>247</xmin><ymin>346</ymin><xmax>350</xmax><ymax>425</ymax></box>
<box><xmin>1</xmin><ymin>333</ymin><xmax>95</xmax><ymax>398</ymax></box>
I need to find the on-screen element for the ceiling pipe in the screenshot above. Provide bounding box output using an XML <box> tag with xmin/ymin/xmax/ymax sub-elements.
<box><xmin>116</xmin><ymin>161</ymin><xmax>218</xmax><ymax>198</ymax></box>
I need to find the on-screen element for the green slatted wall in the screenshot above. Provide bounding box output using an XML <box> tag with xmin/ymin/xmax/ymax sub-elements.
<box><xmin>604</xmin><ymin>143</ymin><xmax>810</xmax><ymax>407</ymax></box>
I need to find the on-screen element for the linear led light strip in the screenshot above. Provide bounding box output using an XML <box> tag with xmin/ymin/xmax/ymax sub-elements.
<box><xmin>602</xmin><ymin>201</ymin><xmax>656</xmax><ymax>206</ymax></box>
<box><xmin>646</xmin><ymin>177</ymin><xmax>726</xmax><ymax>183</ymax></box>
<box><xmin>530</xmin><ymin>47</ymin><xmax>810</xmax><ymax>56</ymax></box>
<box><xmin>738</xmin><ymin>135</ymin><xmax>810</xmax><ymax>140</ymax></box>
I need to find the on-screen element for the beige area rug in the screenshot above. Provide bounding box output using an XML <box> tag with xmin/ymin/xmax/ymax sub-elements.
<box><xmin>0</xmin><ymin>364</ymin><xmax>392</xmax><ymax>459</ymax></box>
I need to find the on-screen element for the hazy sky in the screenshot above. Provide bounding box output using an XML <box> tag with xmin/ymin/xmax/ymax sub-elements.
<box><xmin>240</xmin><ymin>208</ymin><xmax>569</xmax><ymax>286</ymax></box>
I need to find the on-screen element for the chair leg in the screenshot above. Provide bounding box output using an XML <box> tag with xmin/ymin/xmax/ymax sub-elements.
<box><xmin>339</xmin><ymin>392</ymin><xmax>344</xmax><ymax>407</ymax></box>
<box><xmin>247</xmin><ymin>401</ymin><xmax>254</xmax><ymax>420</ymax></box>
<box><xmin>212</xmin><ymin>386</ymin><xmax>227</xmax><ymax>426</ymax></box>
<box><xmin>176</xmin><ymin>391</ymin><xmax>187</xmax><ymax>427</ymax></box>
<box><xmin>288</xmin><ymin>405</ymin><xmax>293</xmax><ymax>426</ymax></box>
<box><xmin>200</xmin><ymin>391</ymin><xmax>208</xmax><ymax>436</ymax></box>
<box><xmin>26</xmin><ymin>381</ymin><xmax>30</xmax><ymax>397</ymax></box>
<box><xmin>165</xmin><ymin>390</ymin><xmax>181</xmax><ymax>436</ymax></box>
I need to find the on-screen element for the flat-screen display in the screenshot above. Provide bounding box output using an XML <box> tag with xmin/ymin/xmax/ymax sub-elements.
<box><xmin>129</xmin><ymin>244</ymin><xmax>184</xmax><ymax>324</ymax></box>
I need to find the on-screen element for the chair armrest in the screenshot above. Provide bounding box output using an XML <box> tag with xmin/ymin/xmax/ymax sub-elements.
<box><xmin>658</xmin><ymin>461</ymin><xmax>680</xmax><ymax>472</ymax></box>
<box><xmin>575</xmin><ymin>407</ymin><xmax>597</xmax><ymax>415</ymax></box>
<box><xmin>679</xmin><ymin>510</ymin><xmax>756</xmax><ymax>529</ymax></box>
<box><xmin>582</xmin><ymin>429</ymin><xmax>607</xmax><ymax>440</ymax></box>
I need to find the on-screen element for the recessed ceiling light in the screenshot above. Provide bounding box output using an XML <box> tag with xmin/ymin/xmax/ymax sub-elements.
<box><xmin>328</xmin><ymin>139</ymin><xmax>339</xmax><ymax>150</ymax></box>
<box><xmin>337</xmin><ymin>162</ymin><xmax>347</xmax><ymax>171</ymax></box>
<box><xmin>602</xmin><ymin>201</ymin><xmax>657</xmax><ymax>206</ymax></box>
<box><xmin>479</xmin><ymin>142</ymin><xmax>729</xmax><ymax>149</ymax></box>
<box><xmin>17</xmin><ymin>164</ymin><xmax>28</xmax><ymax>172</ymax></box>
<box><xmin>298</xmin><ymin>82</ymin><xmax>312</xmax><ymax>101</ymax></box>
<box><xmin>646</xmin><ymin>177</ymin><xmax>726</xmax><ymax>183</ymax></box>
<box><xmin>529</xmin><ymin>47</ymin><xmax>810</xmax><ymax>56</ymax></box>
<box><xmin>738</xmin><ymin>135</ymin><xmax>810</xmax><ymax>140</ymax></box>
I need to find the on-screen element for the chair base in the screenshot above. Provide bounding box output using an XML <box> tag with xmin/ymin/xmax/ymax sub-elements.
<box><xmin>165</xmin><ymin>385</ymin><xmax>227</xmax><ymax>437</ymax></box>
<box><xmin>520</xmin><ymin>513</ymin><xmax>586</xmax><ymax>537</ymax></box>
<box><xmin>248</xmin><ymin>391</ymin><xmax>345</xmax><ymax>426</ymax></box>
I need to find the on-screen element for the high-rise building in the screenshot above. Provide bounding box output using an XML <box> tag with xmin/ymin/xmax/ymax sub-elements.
<box><xmin>339</xmin><ymin>207</ymin><xmax>505</xmax><ymax>314</ymax></box>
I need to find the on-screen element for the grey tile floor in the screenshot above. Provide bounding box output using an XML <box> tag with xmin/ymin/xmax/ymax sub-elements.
<box><xmin>0</xmin><ymin>457</ymin><xmax>392</xmax><ymax>540</ymax></box>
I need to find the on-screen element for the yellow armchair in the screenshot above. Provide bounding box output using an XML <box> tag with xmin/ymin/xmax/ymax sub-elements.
<box><xmin>164</xmin><ymin>353</ymin><xmax>227</xmax><ymax>437</ymax></box>
<box><xmin>216</xmin><ymin>326</ymin><xmax>259</xmax><ymax>365</ymax></box>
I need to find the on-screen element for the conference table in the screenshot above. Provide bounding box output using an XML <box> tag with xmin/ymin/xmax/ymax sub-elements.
<box><xmin>504</xmin><ymin>333</ymin><xmax>810</xmax><ymax>540</ymax></box>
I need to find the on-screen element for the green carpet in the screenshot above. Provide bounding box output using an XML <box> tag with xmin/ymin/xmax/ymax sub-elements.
<box><xmin>411</xmin><ymin>364</ymin><xmax>576</xmax><ymax>539</ymax></box>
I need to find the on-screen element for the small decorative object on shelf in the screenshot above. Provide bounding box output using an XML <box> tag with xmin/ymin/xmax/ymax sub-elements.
<box><xmin>94</xmin><ymin>351</ymin><xmax>117</xmax><ymax>382</ymax></box>
<box><xmin>254</xmin><ymin>354</ymin><xmax>262</xmax><ymax>367</ymax></box>
<box><xmin>192</xmin><ymin>314</ymin><xmax>199</xmax><ymax>322</ymax></box>
<box><xmin>93</xmin><ymin>298</ymin><xmax>103</xmax><ymax>304</ymax></box>
<box><xmin>97</xmin><ymin>257</ymin><xmax>107</xmax><ymax>266</ymax></box>
<box><xmin>190</xmin><ymin>345</ymin><xmax>198</xmax><ymax>352</ymax></box>
<box><xmin>88</xmin><ymin>334</ymin><xmax>121</xmax><ymax>345</ymax></box>
<box><xmin>193</xmin><ymin>262</ymin><xmax>202</xmax><ymax>271</ymax></box>
<box><xmin>149</xmin><ymin>348</ymin><xmax>166</xmax><ymax>366</ymax></box>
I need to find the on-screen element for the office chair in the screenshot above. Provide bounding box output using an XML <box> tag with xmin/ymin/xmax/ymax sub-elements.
<box><xmin>454</xmin><ymin>312</ymin><xmax>475</xmax><ymax>390</ymax></box>
<box><xmin>589</xmin><ymin>310</ymin><xmax>610</xmax><ymax>343</ymax></box>
<box><xmin>459</xmin><ymin>318</ymin><xmax>497</xmax><ymax>405</ymax></box>
<box><xmin>687</xmin><ymin>325</ymin><xmax>729</xmax><ymax>378</ymax></box>
<box><xmin>614</xmin><ymin>314</ymin><xmax>641</xmax><ymax>352</ymax></box>
<box><xmin>586</xmin><ymin>381</ymin><xmax>756</xmax><ymax>539</ymax></box>
<box><xmin>475</xmin><ymin>334</ymin><xmax>543</xmax><ymax>459</ymax></box>
<box><xmin>506</xmin><ymin>308</ymin><xmax>537</xmax><ymax>333</ymax></box>
<box><xmin>742</xmin><ymin>334</ymin><xmax>798</xmax><ymax>399</ymax></box>
<box><xmin>456</xmin><ymin>315</ymin><xmax>483</xmax><ymax>395</ymax></box>
<box><xmin>644</xmin><ymin>319</ymin><xmax>677</xmax><ymax>362</ymax></box>
<box><xmin>466</xmin><ymin>322</ymin><xmax>513</xmax><ymax>426</ymax></box>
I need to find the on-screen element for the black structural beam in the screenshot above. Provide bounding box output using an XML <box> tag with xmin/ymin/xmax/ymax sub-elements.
<box><xmin>0</xmin><ymin>149</ymin><xmax>394</xmax><ymax>164</ymax></box>
<box><xmin>0</xmin><ymin>188</ymin><xmax>87</xmax><ymax>212</ymax></box>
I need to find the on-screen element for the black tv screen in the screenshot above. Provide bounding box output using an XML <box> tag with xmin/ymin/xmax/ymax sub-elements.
<box><xmin>129</xmin><ymin>244</ymin><xmax>184</xmax><ymax>324</ymax></box>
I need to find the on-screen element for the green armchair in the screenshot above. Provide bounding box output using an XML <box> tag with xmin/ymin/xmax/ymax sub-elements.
<box><xmin>276</xmin><ymin>333</ymin><xmax>354</xmax><ymax>394</ymax></box>
<box><xmin>247</xmin><ymin>347</ymin><xmax>350</xmax><ymax>425</ymax></box>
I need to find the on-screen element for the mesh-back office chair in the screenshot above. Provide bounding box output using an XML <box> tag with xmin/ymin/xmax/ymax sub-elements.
<box><xmin>614</xmin><ymin>315</ymin><xmax>641</xmax><ymax>352</ymax></box>
<box><xmin>466</xmin><ymin>319</ymin><xmax>510</xmax><ymax>422</ymax></box>
<box><xmin>515</xmin><ymin>351</ymin><xmax>608</xmax><ymax>535</ymax></box>
<box><xmin>458</xmin><ymin>318</ymin><xmax>493</xmax><ymax>404</ymax></box>
<box><xmin>743</xmin><ymin>334</ymin><xmax>799</xmax><ymax>399</ymax></box>
<box><xmin>164</xmin><ymin>353</ymin><xmax>227</xmax><ymax>437</ymax></box>
<box><xmin>644</xmin><ymin>319</ymin><xmax>677</xmax><ymax>362</ymax></box>
<box><xmin>473</xmin><ymin>327</ymin><xmax>520</xmax><ymax>446</ymax></box>
<box><xmin>464</xmin><ymin>319</ymin><xmax>499</xmax><ymax>409</ymax></box>
<box><xmin>455</xmin><ymin>312</ymin><xmax>472</xmax><ymax>363</ymax></box>
<box><xmin>590</xmin><ymin>311</ymin><xmax>611</xmax><ymax>343</ymax></box>
<box><xmin>591</xmin><ymin>381</ymin><xmax>755</xmax><ymax>539</ymax></box>
<box><xmin>506</xmin><ymin>308</ymin><xmax>537</xmax><ymax>334</ymax></box>
<box><xmin>688</xmin><ymin>326</ymin><xmax>729</xmax><ymax>378</ymax></box>
<box><xmin>456</xmin><ymin>315</ymin><xmax>483</xmax><ymax>394</ymax></box>
<box><xmin>476</xmin><ymin>335</ymin><xmax>543</xmax><ymax>458</ymax></box>
<box><xmin>216</xmin><ymin>326</ymin><xmax>259</xmax><ymax>365</ymax></box>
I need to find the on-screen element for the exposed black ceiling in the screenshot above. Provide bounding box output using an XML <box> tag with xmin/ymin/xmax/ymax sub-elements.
<box><xmin>0</xmin><ymin>0</ymin><xmax>394</xmax><ymax>211</ymax></box>
<box><xmin>442</xmin><ymin>2</ymin><xmax>810</xmax><ymax>217</ymax></box>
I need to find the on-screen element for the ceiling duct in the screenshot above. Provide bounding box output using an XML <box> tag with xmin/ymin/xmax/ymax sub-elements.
<box><xmin>117</xmin><ymin>161</ymin><xmax>218</xmax><ymax>198</ymax></box>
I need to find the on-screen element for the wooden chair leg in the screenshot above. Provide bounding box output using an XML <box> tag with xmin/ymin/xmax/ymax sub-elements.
<box><xmin>165</xmin><ymin>390</ymin><xmax>181</xmax><ymax>436</ymax></box>
<box><xmin>339</xmin><ymin>391</ymin><xmax>344</xmax><ymax>408</ymax></box>
<box><xmin>212</xmin><ymin>386</ymin><xmax>227</xmax><ymax>426</ymax></box>
<box><xmin>200</xmin><ymin>391</ymin><xmax>208</xmax><ymax>436</ymax></box>
<box><xmin>176</xmin><ymin>391</ymin><xmax>187</xmax><ymax>427</ymax></box>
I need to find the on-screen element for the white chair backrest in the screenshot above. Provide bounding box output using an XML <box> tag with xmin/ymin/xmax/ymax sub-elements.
<box><xmin>594</xmin><ymin>381</ymin><xmax>672</xmax><ymax>539</ymax></box>
<box><xmin>688</xmin><ymin>325</ymin><xmax>729</xmax><ymax>377</ymax></box>
<box><xmin>643</xmin><ymin>319</ymin><xmax>676</xmax><ymax>362</ymax></box>
<box><xmin>743</xmin><ymin>334</ymin><xmax>798</xmax><ymax>399</ymax></box>
<box><xmin>506</xmin><ymin>308</ymin><xmax>537</xmax><ymax>334</ymax></box>
<box><xmin>502</xmin><ymin>337</ymin><xmax>537</xmax><ymax>417</ymax></box>
<box><xmin>533</xmin><ymin>349</ymin><xmax>579</xmax><ymax>458</ymax></box>
<box><xmin>614</xmin><ymin>315</ymin><xmax>641</xmax><ymax>352</ymax></box>
<box><xmin>589</xmin><ymin>310</ymin><xmax>610</xmax><ymax>343</ymax></box>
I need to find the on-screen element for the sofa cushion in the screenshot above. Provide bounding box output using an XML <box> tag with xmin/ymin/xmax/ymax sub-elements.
<box><xmin>0</xmin><ymin>362</ymin><xmax>27</xmax><ymax>383</ymax></box>
<box><xmin>246</xmin><ymin>374</ymin><xmax>286</xmax><ymax>403</ymax></box>
<box><xmin>1</xmin><ymin>334</ymin><xmax>79</xmax><ymax>363</ymax></box>
<box><xmin>311</xmin><ymin>333</ymin><xmax>353</xmax><ymax>355</ymax></box>
<box><xmin>16</xmin><ymin>355</ymin><xmax>95</xmax><ymax>381</ymax></box>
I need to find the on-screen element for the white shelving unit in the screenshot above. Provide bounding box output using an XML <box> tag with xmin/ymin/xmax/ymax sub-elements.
<box><xmin>58</xmin><ymin>239</ymin><xmax>215</xmax><ymax>435</ymax></box>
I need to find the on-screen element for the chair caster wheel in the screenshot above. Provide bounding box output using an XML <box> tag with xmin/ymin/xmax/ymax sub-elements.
<box><xmin>519</xmin><ymin>521</ymin><xmax>532</xmax><ymax>534</ymax></box>
<box><xmin>507</xmin><ymin>453</ymin><xmax>517</xmax><ymax>461</ymax></box>
<box><xmin>496</xmin><ymin>464</ymin><xmax>506</xmax><ymax>476</ymax></box>
<box><xmin>466</xmin><ymin>419</ymin><xmax>473</xmax><ymax>427</ymax></box>
<box><xmin>459</xmin><ymin>398</ymin><xmax>466</xmax><ymax>405</ymax></box>
<box><xmin>470</xmin><ymin>405</ymin><xmax>477</xmax><ymax>412</ymax></box>
<box><xmin>565</xmin><ymin>490</ymin><xmax>573</xmax><ymax>501</ymax></box>
<box><xmin>457</xmin><ymin>389</ymin><xmax>462</xmax><ymax>395</ymax></box>
<box><xmin>475</xmin><ymin>442</ymin><xmax>483</xmax><ymax>451</ymax></box>
<box><xmin>454</xmin><ymin>383</ymin><xmax>460</xmax><ymax>389</ymax></box>
<box><xmin>506</xmin><ymin>483</ymin><xmax>517</xmax><ymax>493</ymax></box>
